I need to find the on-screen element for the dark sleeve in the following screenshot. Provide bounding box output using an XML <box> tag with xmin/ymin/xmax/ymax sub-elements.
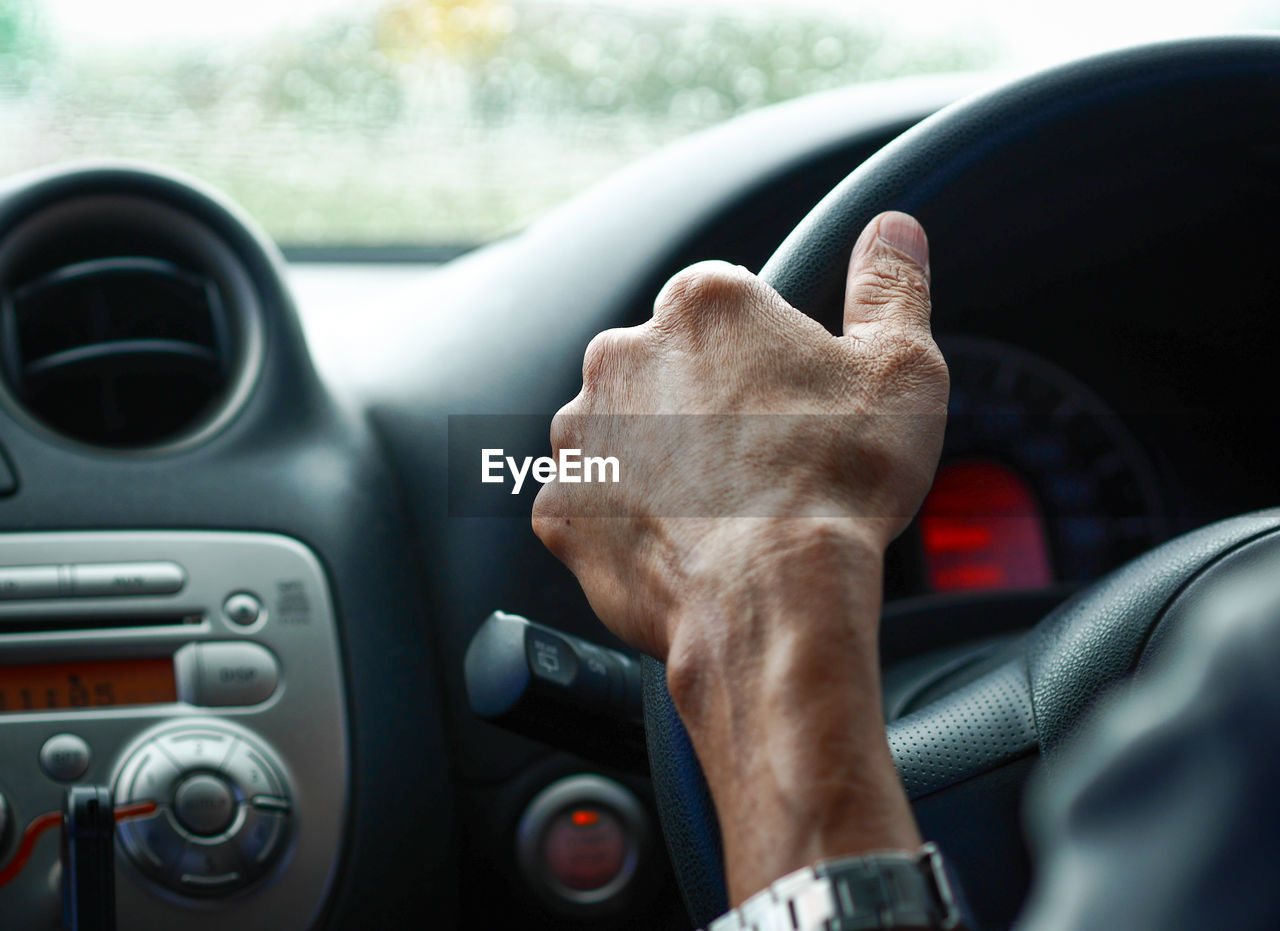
<box><xmin>1014</xmin><ymin>602</ymin><xmax>1280</xmax><ymax>930</ymax></box>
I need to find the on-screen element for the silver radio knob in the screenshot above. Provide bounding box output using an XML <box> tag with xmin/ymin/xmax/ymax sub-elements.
<box><xmin>114</xmin><ymin>720</ymin><xmax>292</xmax><ymax>897</ymax></box>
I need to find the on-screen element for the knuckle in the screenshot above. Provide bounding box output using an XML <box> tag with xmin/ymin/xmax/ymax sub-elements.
<box><xmin>549</xmin><ymin>403</ymin><xmax>581</xmax><ymax>451</ymax></box>
<box><xmin>531</xmin><ymin>485</ymin><xmax>571</xmax><ymax>555</ymax></box>
<box><xmin>581</xmin><ymin>327</ymin><xmax>639</xmax><ymax>385</ymax></box>
<box><xmin>655</xmin><ymin>261</ymin><xmax>755</xmax><ymax>325</ymax></box>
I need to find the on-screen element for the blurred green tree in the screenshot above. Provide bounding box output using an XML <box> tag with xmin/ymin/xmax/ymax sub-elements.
<box><xmin>0</xmin><ymin>0</ymin><xmax>47</xmax><ymax>91</ymax></box>
<box><xmin>1</xmin><ymin>0</ymin><xmax>994</xmax><ymax>245</ymax></box>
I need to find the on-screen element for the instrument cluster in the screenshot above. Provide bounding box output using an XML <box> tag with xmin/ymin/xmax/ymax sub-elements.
<box><xmin>885</xmin><ymin>336</ymin><xmax>1167</xmax><ymax>601</ymax></box>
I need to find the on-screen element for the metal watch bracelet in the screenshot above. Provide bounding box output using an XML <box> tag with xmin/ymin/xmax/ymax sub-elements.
<box><xmin>704</xmin><ymin>843</ymin><xmax>972</xmax><ymax>931</ymax></box>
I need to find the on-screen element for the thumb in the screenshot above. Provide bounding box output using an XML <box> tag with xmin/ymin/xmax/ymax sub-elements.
<box><xmin>842</xmin><ymin>211</ymin><xmax>933</xmax><ymax>338</ymax></box>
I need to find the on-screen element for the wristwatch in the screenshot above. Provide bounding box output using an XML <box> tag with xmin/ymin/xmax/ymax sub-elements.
<box><xmin>704</xmin><ymin>843</ymin><xmax>972</xmax><ymax>931</ymax></box>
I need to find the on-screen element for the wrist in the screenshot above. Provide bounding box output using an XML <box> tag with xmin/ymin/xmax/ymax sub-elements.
<box><xmin>662</xmin><ymin>518</ymin><xmax>920</xmax><ymax>904</ymax></box>
<box><xmin>665</xmin><ymin>517</ymin><xmax>885</xmax><ymax>722</ymax></box>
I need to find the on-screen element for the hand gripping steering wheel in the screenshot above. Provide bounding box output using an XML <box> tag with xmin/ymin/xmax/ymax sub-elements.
<box><xmin>639</xmin><ymin>35</ymin><xmax>1280</xmax><ymax>929</ymax></box>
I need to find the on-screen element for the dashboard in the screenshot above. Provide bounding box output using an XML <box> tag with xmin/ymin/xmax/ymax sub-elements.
<box><xmin>887</xmin><ymin>334</ymin><xmax>1166</xmax><ymax>600</ymax></box>
<box><xmin>0</xmin><ymin>57</ymin><xmax>1276</xmax><ymax>929</ymax></box>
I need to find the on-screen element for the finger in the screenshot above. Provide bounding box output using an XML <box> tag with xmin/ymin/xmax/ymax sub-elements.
<box><xmin>842</xmin><ymin>211</ymin><xmax>932</xmax><ymax>337</ymax></box>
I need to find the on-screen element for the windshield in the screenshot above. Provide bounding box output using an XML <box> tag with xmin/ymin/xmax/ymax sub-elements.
<box><xmin>6</xmin><ymin>0</ymin><xmax>1274</xmax><ymax>250</ymax></box>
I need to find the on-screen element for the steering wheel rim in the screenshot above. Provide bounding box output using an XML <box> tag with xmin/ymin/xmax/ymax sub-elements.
<box><xmin>642</xmin><ymin>35</ymin><xmax>1280</xmax><ymax>928</ymax></box>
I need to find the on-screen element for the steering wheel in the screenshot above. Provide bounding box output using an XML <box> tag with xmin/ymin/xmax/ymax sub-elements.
<box><xmin>640</xmin><ymin>35</ymin><xmax>1280</xmax><ymax>929</ymax></box>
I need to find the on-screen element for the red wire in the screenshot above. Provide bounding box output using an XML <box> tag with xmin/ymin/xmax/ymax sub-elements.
<box><xmin>0</xmin><ymin>799</ymin><xmax>158</xmax><ymax>889</ymax></box>
<box><xmin>0</xmin><ymin>810</ymin><xmax>61</xmax><ymax>889</ymax></box>
<box><xmin>113</xmin><ymin>801</ymin><xmax>158</xmax><ymax>822</ymax></box>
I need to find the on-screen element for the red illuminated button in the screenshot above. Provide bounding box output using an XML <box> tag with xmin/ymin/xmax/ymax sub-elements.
<box><xmin>920</xmin><ymin>461</ymin><xmax>1053</xmax><ymax>593</ymax></box>
<box><xmin>516</xmin><ymin>774</ymin><xmax>648</xmax><ymax>912</ymax></box>
<box><xmin>543</xmin><ymin>807</ymin><xmax>628</xmax><ymax>892</ymax></box>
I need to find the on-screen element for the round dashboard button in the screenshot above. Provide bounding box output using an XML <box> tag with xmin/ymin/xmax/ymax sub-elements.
<box><xmin>543</xmin><ymin>807</ymin><xmax>628</xmax><ymax>892</ymax></box>
<box><xmin>236</xmin><ymin>805</ymin><xmax>286</xmax><ymax>866</ymax></box>
<box><xmin>119</xmin><ymin>749</ymin><xmax>182</xmax><ymax>806</ymax></box>
<box><xmin>158</xmin><ymin>728</ymin><xmax>235</xmax><ymax>771</ymax></box>
<box><xmin>39</xmin><ymin>734</ymin><xmax>91</xmax><ymax>782</ymax></box>
<box><xmin>224</xmin><ymin>592</ymin><xmax>263</xmax><ymax>627</ymax></box>
<box><xmin>118</xmin><ymin>810</ymin><xmax>186</xmax><ymax>872</ymax></box>
<box><xmin>176</xmin><ymin>838</ymin><xmax>242</xmax><ymax>891</ymax></box>
<box><xmin>222</xmin><ymin>739</ymin><xmax>283</xmax><ymax>797</ymax></box>
<box><xmin>173</xmin><ymin>774</ymin><xmax>237</xmax><ymax>837</ymax></box>
<box><xmin>516</xmin><ymin>775</ymin><xmax>649</xmax><ymax>915</ymax></box>
<box><xmin>114</xmin><ymin>721</ymin><xmax>294</xmax><ymax>897</ymax></box>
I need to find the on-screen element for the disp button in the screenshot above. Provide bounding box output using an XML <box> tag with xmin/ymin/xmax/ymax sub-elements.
<box><xmin>182</xmin><ymin>642</ymin><xmax>280</xmax><ymax>707</ymax></box>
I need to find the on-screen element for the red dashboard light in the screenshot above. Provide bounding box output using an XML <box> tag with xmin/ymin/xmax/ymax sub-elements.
<box><xmin>920</xmin><ymin>461</ymin><xmax>1053</xmax><ymax>593</ymax></box>
<box><xmin>545</xmin><ymin>807</ymin><xmax>627</xmax><ymax>891</ymax></box>
<box><xmin>922</xmin><ymin>523</ymin><xmax>994</xmax><ymax>551</ymax></box>
<box><xmin>932</xmin><ymin>564</ymin><xmax>1006</xmax><ymax>590</ymax></box>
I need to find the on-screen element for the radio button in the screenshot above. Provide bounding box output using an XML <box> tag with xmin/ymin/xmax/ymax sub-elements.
<box><xmin>69</xmin><ymin>561</ymin><xmax>186</xmax><ymax>597</ymax></box>
<box><xmin>223</xmin><ymin>739</ymin><xmax>284</xmax><ymax>797</ymax></box>
<box><xmin>250</xmin><ymin>795</ymin><xmax>290</xmax><ymax>813</ymax></box>
<box><xmin>188</xmin><ymin>643</ymin><xmax>280</xmax><ymax>707</ymax></box>
<box><xmin>173</xmin><ymin>774</ymin><xmax>237</xmax><ymax>837</ymax></box>
<box><xmin>0</xmin><ymin>566</ymin><xmax>60</xmax><ymax>600</ymax></box>
<box><xmin>224</xmin><ymin>592</ymin><xmax>263</xmax><ymax>627</ymax></box>
<box><xmin>120</xmin><ymin>749</ymin><xmax>182</xmax><ymax>805</ymax></box>
<box><xmin>119</xmin><ymin>810</ymin><xmax>186</xmax><ymax>872</ymax></box>
<box><xmin>157</xmin><ymin>727</ymin><xmax>235</xmax><ymax>772</ymax></box>
<box><xmin>236</xmin><ymin>806</ymin><xmax>286</xmax><ymax>866</ymax></box>
<box><xmin>176</xmin><ymin>839</ymin><xmax>242</xmax><ymax>890</ymax></box>
<box><xmin>39</xmin><ymin>733</ymin><xmax>91</xmax><ymax>782</ymax></box>
<box><xmin>114</xmin><ymin>722</ymin><xmax>293</xmax><ymax>897</ymax></box>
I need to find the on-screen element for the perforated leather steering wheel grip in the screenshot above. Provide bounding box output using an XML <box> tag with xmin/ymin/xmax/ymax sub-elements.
<box><xmin>640</xmin><ymin>36</ymin><xmax>1280</xmax><ymax>928</ymax></box>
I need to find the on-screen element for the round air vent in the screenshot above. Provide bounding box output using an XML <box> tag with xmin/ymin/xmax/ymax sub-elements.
<box><xmin>0</xmin><ymin>194</ymin><xmax>262</xmax><ymax>451</ymax></box>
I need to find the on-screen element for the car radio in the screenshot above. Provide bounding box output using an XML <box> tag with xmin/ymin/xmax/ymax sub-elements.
<box><xmin>0</xmin><ymin>531</ymin><xmax>348</xmax><ymax>930</ymax></box>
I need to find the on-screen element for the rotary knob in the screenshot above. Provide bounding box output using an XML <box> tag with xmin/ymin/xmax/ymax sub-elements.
<box><xmin>114</xmin><ymin>720</ymin><xmax>292</xmax><ymax>896</ymax></box>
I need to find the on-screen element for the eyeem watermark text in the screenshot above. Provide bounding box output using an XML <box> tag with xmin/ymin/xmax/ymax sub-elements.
<box><xmin>482</xmin><ymin>448</ymin><xmax>620</xmax><ymax>495</ymax></box>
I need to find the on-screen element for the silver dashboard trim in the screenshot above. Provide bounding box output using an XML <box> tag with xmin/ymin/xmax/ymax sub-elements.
<box><xmin>0</xmin><ymin>531</ymin><xmax>348</xmax><ymax>930</ymax></box>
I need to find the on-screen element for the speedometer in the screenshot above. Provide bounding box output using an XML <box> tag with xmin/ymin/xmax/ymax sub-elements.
<box><xmin>885</xmin><ymin>336</ymin><xmax>1166</xmax><ymax>599</ymax></box>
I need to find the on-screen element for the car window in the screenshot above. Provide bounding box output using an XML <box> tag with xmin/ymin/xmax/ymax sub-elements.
<box><xmin>5</xmin><ymin>0</ymin><xmax>1272</xmax><ymax>250</ymax></box>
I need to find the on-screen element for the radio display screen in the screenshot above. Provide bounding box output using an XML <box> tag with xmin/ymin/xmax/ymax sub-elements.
<box><xmin>0</xmin><ymin>657</ymin><xmax>176</xmax><ymax>713</ymax></box>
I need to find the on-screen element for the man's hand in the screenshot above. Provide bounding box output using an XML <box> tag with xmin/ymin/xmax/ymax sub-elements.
<box><xmin>532</xmin><ymin>211</ymin><xmax>948</xmax><ymax>904</ymax></box>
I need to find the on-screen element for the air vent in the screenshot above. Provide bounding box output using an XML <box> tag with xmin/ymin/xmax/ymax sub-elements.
<box><xmin>1</xmin><ymin>257</ymin><xmax>231</xmax><ymax>447</ymax></box>
<box><xmin>0</xmin><ymin>189</ymin><xmax>263</xmax><ymax>452</ymax></box>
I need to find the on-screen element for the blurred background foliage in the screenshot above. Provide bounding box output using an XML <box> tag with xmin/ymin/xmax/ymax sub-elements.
<box><xmin>0</xmin><ymin>0</ymin><xmax>992</xmax><ymax>246</ymax></box>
